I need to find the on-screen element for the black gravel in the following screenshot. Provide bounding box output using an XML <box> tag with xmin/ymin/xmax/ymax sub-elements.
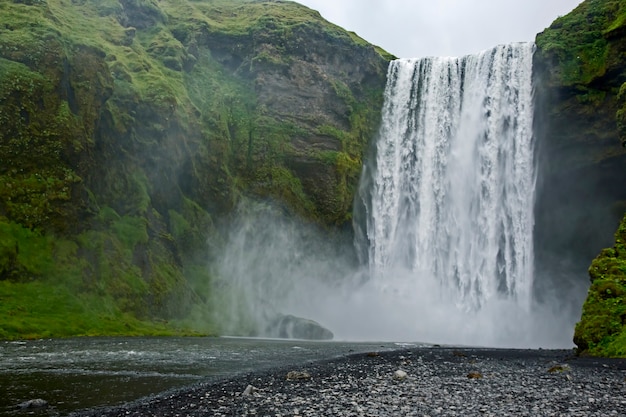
<box><xmin>73</xmin><ymin>347</ymin><xmax>626</xmax><ymax>417</ymax></box>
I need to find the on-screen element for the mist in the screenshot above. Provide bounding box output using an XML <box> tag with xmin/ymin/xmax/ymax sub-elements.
<box><xmin>205</xmin><ymin>199</ymin><xmax>578</xmax><ymax>348</ymax></box>
<box><xmin>205</xmin><ymin>43</ymin><xmax>591</xmax><ymax>349</ymax></box>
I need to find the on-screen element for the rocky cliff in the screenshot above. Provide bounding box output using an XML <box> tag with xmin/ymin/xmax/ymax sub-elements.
<box><xmin>533</xmin><ymin>0</ymin><xmax>626</xmax><ymax>356</ymax></box>
<box><xmin>3</xmin><ymin>0</ymin><xmax>625</xmax><ymax>350</ymax></box>
<box><xmin>0</xmin><ymin>0</ymin><xmax>390</xmax><ymax>338</ymax></box>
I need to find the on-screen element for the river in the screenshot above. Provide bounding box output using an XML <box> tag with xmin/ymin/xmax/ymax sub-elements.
<box><xmin>0</xmin><ymin>337</ymin><xmax>410</xmax><ymax>416</ymax></box>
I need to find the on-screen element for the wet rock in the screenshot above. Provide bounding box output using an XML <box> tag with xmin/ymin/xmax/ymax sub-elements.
<box><xmin>265</xmin><ymin>314</ymin><xmax>333</xmax><ymax>340</ymax></box>
<box><xmin>18</xmin><ymin>399</ymin><xmax>48</xmax><ymax>409</ymax></box>
<box><xmin>242</xmin><ymin>385</ymin><xmax>258</xmax><ymax>396</ymax></box>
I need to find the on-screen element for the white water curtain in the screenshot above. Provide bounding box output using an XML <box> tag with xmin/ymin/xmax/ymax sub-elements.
<box><xmin>361</xmin><ymin>43</ymin><xmax>536</xmax><ymax>311</ymax></box>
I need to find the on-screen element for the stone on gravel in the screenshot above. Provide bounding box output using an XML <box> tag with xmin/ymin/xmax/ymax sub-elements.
<box><xmin>393</xmin><ymin>369</ymin><xmax>408</xmax><ymax>380</ymax></box>
<box><xmin>286</xmin><ymin>371</ymin><xmax>311</xmax><ymax>380</ymax></box>
<box><xmin>242</xmin><ymin>385</ymin><xmax>258</xmax><ymax>396</ymax></box>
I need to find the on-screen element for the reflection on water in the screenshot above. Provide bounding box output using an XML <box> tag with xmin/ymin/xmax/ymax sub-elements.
<box><xmin>0</xmin><ymin>337</ymin><xmax>406</xmax><ymax>416</ymax></box>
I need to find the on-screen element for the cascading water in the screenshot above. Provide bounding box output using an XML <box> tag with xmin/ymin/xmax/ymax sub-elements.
<box><xmin>213</xmin><ymin>43</ymin><xmax>577</xmax><ymax>347</ymax></box>
<box><xmin>357</xmin><ymin>43</ymin><xmax>536</xmax><ymax>313</ymax></box>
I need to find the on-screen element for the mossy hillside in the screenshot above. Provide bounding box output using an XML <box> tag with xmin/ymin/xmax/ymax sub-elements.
<box><xmin>0</xmin><ymin>0</ymin><xmax>200</xmax><ymax>338</ymax></box>
<box><xmin>165</xmin><ymin>0</ymin><xmax>389</xmax><ymax>224</ymax></box>
<box><xmin>535</xmin><ymin>0</ymin><xmax>626</xmax><ymax>146</ymax></box>
<box><xmin>0</xmin><ymin>0</ymin><xmax>389</xmax><ymax>339</ymax></box>
<box><xmin>0</xmin><ymin>215</ymin><xmax>206</xmax><ymax>339</ymax></box>
<box><xmin>574</xmin><ymin>213</ymin><xmax>626</xmax><ymax>357</ymax></box>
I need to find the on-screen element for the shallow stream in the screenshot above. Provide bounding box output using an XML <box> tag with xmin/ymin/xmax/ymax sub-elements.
<box><xmin>0</xmin><ymin>337</ymin><xmax>407</xmax><ymax>416</ymax></box>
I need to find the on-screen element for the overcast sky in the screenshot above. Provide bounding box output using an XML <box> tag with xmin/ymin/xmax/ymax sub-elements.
<box><xmin>296</xmin><ymin>0</ymin><xmax>584</xmax><ymax>58</ymax></box>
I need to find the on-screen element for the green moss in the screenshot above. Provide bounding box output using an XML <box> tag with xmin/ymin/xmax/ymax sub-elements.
<box><xmin>0</xmin><ymin>56</ymin><xmax>87</xmax><ymax>230</ymax></box>
<box><xmin>574</xmin><ymin>213</ymin><xmax>626</xmax><ymax>357</ymax></box>
<box><xmin>168</xmin><ymin>209</ymin><xmax>191</xmax><ymax>240</ymax></box>
<box><xmin>535</xmin><ymin>0</ymin><xmax>624</xmax><ymax>86</ymax></box>
<box><xmin>111</xmin><ymin>215</ymin><xmax>149</xmax><ymax>250</ymax></box>
<box><xmin>536</xmin><ymin>0</ymin><xmax>626</xmax><ymax>144</ymax></box>
<box><xmin>255</xmin><ymin>165</ymin><xmax>316</xmax><ymax>216</ymax></box>
<box><xmin>0</xmin><ymin>0</ymin><xmax>388</xmax><ymax>340</ymax></box>
<box><xmin>0</xmin><ymin>218</ymin><xmax>53</xmax><ymax>280</ymax></box>
<box><xmin>0</xmin><ymin>280</ymin><xmax>201</xmax><ymax>340</ymax></box>
<box><xmin>0</xmin><ymin>215</ymin><xmax>208</xmax><ymax>339</ymax></box>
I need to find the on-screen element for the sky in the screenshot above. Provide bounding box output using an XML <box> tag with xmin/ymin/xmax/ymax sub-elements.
<box><xmin>296</xmin><ymin>0</ymin><xmax>584</xmax><ymax>58</ymax></box>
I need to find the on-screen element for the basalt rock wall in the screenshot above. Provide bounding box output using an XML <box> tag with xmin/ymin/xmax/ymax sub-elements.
<box><xmin>533</xmin><ymin>0</ymin><xmax>626</xmax><ymax>356</ymax></box>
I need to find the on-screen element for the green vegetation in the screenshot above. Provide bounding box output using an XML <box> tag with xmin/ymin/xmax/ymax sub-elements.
<box><xmin>574</xmin><ymin>213</ymin><xmax>626</xmax><ymax>356</ymax></box>
<box><xmin>0</xmin><ymin>216</ymin><xmax>203</xmax><ymax>339</ymax></box>
<box><xmin>0</xmin><ymin>0</ymin><xmax>389</xmax><ymax>339</ymax></box>
<box><xmin>0</xmin><ymin>280</ymin><xmax>201</xmax><ymax>340</ymax></box>
<box><xmin>536</xmin><ymin>0</ymin><xmax>626</xmax><ymax>142</ymax></box>
<box><xmin>535</xmin><ymin>0</ymin><xmax>625</xmax><ymax>86</ymax></box>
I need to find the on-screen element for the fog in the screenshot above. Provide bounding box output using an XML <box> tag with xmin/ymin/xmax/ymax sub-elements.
<box><xmin>204</xmin><ymin>41</ymin><xmax>593</xmax><ymax>349</ymax></box>
<box><xmin>208</xmin><ymin>200</ymin><xmax>579</xmax><ymax>349</ymax></box>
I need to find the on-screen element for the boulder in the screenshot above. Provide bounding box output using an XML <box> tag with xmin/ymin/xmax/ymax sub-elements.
<box><xmin>265</xmin><ymin>314</ymin><xmax>333</xmax><ymax>340</ymax></box>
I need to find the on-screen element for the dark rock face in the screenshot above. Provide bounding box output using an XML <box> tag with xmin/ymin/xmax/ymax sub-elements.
<box><xmin>533</xmin><ymin>0</ymin><xmax>626</xmax><ymax>355</ymax></box>
<box><xmin>190</xmin><ymin>10</ymin><xmax>390</xmax><ymax>224</ymax></box>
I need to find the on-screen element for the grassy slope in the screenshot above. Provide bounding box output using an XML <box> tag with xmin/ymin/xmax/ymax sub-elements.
<box><xmin>536</xmin><ymin>0</ymin><xmax>626</xmax><ymax>140</ymax></box>
<box><xmin>0</xmin><ymin>0</ymin><xmax>389</xmax><ymax>340</ymax></box>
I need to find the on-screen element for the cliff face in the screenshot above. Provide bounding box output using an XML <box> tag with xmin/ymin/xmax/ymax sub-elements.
<box><xmin>0</xmin><ymin>0</ymin><xmax>389</xmax><ymax>338</ymax></box>
<box><xmin>533</xmin><ymin>0</ymin><xmax>626</xmax><ymax>356</ymax></box>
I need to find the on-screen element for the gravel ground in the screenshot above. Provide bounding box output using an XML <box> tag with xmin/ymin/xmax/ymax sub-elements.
<box><xmin>74</xmin><ymin>347</ymin><xmax>626</xmax><ymax>417</ymax></box>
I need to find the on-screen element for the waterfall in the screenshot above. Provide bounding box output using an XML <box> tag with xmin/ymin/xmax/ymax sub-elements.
<box><xmin>357</xmin><ymin>43</ymin><xmax>536</xmax><ymax>312</ymax></box>
<box><xmin>214</xmin><ymin>43</ymin><xmax>576</xmax><ymax>346</ymax></box>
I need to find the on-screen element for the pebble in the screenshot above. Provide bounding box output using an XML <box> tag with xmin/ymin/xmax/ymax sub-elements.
<box><xmin>393</xmin><ymin>369</ymin><xmax>408</xmax><ymax>380</ymax></box>
<box><xmin>74</xmin><ymin>348</ymin><xmax>626</xmax><ymax>417</ymax></box>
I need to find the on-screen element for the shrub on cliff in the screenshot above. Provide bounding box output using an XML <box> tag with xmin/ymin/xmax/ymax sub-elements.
<box><xmin>574</xmin><ymin>214</ymin><xmax>626</xmax><ymax>356</ymax></box>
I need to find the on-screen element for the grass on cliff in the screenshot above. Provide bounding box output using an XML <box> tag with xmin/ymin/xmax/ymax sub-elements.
<box><xmin>535</xmin><ymin>0</ymin><xmax>626</xmax><ymax>86</ymax></box>
<box><xmin>0</xmin><ymin>281</ymin><xmax>191</xmax><ymax>340</ymax></box>
<box><xmin>0</xmin><ymin>216</ymin><xmax>211</xmax><ymax>340</ymax></box>
<box><xmin>574</xmin><ymin>213</ymin><xmax>626</xmax><ymax>357</ymax></box>
<box><xmin>536</xmin><ymin>0</ymin><xmax>626</xmax><ymax>143</ymax></box>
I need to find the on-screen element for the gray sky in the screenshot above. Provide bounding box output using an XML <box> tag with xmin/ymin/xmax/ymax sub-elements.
<box><xmin>296</xmin><ymin>0</ymin><xmax>584</xmax><ymax>58</ymax></box>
